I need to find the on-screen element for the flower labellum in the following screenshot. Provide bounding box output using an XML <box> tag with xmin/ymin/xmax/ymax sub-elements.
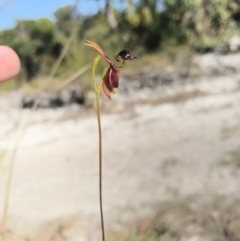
<box><xmin>115</xmin><ymin>50</ymin><xmax>137</xmax><ymax>62</ymax></box>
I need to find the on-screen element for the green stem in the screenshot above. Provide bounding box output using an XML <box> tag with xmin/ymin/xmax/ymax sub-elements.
<box><xmin>96</xmin><ymin>93</ymin><xmax>105</xmax><ymax>241</ymax></box>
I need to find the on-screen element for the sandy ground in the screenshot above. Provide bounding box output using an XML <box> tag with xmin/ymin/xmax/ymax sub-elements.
<box><xmin>0</xmin><ymin>75</ymin><xmax>240</xmax><ymax>240</ymax></box>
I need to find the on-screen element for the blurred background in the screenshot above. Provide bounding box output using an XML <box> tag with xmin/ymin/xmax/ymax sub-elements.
<box><xmin>1</xmin><ymin>0</ymin><xmax>240</xmax><ymax>240</ymax></box>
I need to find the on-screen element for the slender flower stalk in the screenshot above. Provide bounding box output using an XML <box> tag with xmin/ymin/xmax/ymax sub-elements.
<box><xmin>89</xmin><ymin>54</ymin><xmax>106</xmax><ymax>241</ymax></box>
<box><xmin>85</xmin><ymin>41</ymin><xmax>136</xmax><ymax>241</ymax></box>
<box><xmin>96</xmin><ymin>93</ymin><xmax>105</xmax><ymax>241</ymax></box>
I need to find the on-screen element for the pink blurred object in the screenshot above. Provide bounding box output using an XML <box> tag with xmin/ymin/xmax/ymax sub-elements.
<box><xmin>0</xmin><ymin>46</ymin><xmax>20</xmax><ymax>82</ymax></box>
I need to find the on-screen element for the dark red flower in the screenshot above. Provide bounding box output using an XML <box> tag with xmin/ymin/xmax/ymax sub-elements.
<box><xmin>85</xmin><ymin>41</ymin><xmax>136</xmax><ymax>99</ymax></box>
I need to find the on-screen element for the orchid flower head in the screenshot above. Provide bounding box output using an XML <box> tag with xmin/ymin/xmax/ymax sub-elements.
<box><xmin>85</xmin><ymin>40</ymin><xmax>136</xmax><ymax>100</ymax></box>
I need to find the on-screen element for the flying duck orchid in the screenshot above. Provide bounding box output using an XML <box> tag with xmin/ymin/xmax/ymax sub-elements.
<box><xmin>85</xmin><ymin>40</ymin><xmax>136</xmax><ymax>99</ymax></box>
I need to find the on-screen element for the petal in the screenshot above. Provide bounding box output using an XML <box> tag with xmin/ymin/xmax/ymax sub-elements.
<box><xmin>103</xmin><ymin>67</ymin><xmax>113</xmax><ymax>91</ymax></box>
<box><xmin>109</xmin><ymin>66</ymin><xmax>120</xmax><ymax>88</ymax></box>
<box><xmin>102</xmin><ymin>81</ymin><xmax>111</xmax><ymax>100</ymax></box>
<box><xmin>85</xmin><ymin>40</ymin><xmax>113</xmax><ymax>65</ymax></box>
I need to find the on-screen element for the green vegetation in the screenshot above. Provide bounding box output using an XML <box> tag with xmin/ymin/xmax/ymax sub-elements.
<box><xmin>1</xmin><ymin>0</ymin><xmax>240</xmax><ymax>89</ymax></box>
<box><xmin>108</xmin><ymin>229</ymin><xmax>161</xmax><ymax>241</ymax></box>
